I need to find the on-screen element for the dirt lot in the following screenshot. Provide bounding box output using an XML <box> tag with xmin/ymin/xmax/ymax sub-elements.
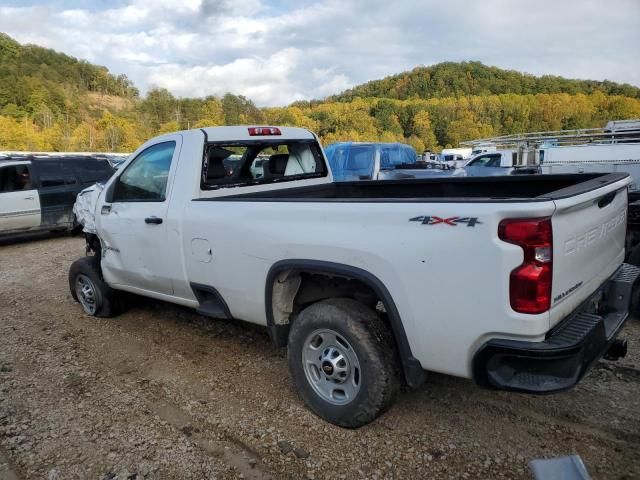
<box><xmin>0</xmin><ymin>236</ymin><xmax>639</xmax><ymax>480</ymax></box>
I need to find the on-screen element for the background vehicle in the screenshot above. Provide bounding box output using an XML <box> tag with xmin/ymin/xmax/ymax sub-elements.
<box><xmin>470</xmin><ymin>144</ymin><xmax>497</xmax><ymax>157</ymax></box>
<box><xmin>463</xmin><ymin>150</ymin><xmax>515</xmax><ymax>176</ymax></box>
<box><xmin>461</xmin><ymin>120</ymin><xmax>640</xmax><ymax>284</ymax></box>
<box><xmin>0</xmin><ymin>154</ymin><xmax>114</xmax><ymax>237</ymax></box>
<box><xmin>325</xmin><ymin>142</ymin><xmax>452</xmax><ymax>180</ymax></box>
<box><xmin>70</xmin><ymin>126</ymin><xmax>637</xmax><ymax>428</ymax></box>
<box><xmin>461</xmin><ymin>149</ymin><xmax>541</xmax><ymax>176</ymax></box>
<box><xmin>439</xmin><ymin>147</ymin><xmax>472</xmax><ymax>168</ymax></box>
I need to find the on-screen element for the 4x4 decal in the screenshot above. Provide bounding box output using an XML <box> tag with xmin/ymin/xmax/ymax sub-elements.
<box><xmin>410</xmin><ymin>216</ymin><xmax>482</xmax><ymax>227</ymax></box>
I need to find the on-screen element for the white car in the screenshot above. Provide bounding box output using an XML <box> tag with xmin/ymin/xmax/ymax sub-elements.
<box><xmin>69</xmin><ymin>126</ymin><xmax>638</xmax><ymax>427</ymax></box>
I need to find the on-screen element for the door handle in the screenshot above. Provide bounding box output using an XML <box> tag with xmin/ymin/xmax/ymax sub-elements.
<box><xmin>24</xmin><ymin>196</ymin><xmax>34</xmax><ymax>200</ymax></box>
<box><xmin>145</xmin><ymin>217</ymin><xmax>163</xmax><ymax>225</ymax></box>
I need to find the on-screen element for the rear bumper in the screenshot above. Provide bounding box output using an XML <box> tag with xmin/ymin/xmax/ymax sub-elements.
<box><xmin>473</xmin><ymin>263</ymin><xmax>640</xmax><ymax>393</ymax></box>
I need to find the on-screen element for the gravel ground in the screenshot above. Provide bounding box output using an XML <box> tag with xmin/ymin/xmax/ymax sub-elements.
<box><xmin>0</xmin><ymin>235</ymin><xmax>639</xmax><ymax>479</ymax></box>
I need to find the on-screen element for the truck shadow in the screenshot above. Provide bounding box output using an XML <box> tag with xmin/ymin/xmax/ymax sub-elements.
<box><xmin>124</xmin><ymin>294</ymin><xmax>274</xmax><ymax>346</ymax></box>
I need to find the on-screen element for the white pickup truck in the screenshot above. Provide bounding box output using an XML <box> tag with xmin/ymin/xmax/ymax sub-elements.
<box><xmin>69</xmin><ymin>126</ymin><xmax>639</xmax><ymax>427</ymax></box>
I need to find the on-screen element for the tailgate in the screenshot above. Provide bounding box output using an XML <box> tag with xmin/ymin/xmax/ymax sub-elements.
<box><xmin>549</xmin><ymin>176</ymin><xmax>630</xmax><ymax>327</ymax></box>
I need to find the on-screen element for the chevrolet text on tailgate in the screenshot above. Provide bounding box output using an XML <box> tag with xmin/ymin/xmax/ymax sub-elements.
<box><xmin>69</xmin><ymin>126</ymin><xmax>639</xmax><ymax>427</ymax></box>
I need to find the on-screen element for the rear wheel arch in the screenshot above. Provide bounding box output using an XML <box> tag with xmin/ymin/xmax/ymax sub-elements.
<box><xmin>265</xmin><ymin>259</ymin><xmax>427</xmax><ymax>387</ymax></box>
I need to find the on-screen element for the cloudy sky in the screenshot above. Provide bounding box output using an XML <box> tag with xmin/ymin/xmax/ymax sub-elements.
<box><xmin>0</xmin><ymin>0</ymin><xmax>638</xmax><ymax>106</ymax></box>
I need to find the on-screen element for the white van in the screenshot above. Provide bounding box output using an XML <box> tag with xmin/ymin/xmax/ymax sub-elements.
<box><xmin>539</xmin><ymin>143</ymin><xmax>640</xmax><ymax>193</ymax></box>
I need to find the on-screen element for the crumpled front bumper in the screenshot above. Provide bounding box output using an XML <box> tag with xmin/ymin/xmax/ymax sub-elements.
<box><xmin>473</xmin><ymin>263</ymin><xmax>640</xmax><ymax>393</ymax></box>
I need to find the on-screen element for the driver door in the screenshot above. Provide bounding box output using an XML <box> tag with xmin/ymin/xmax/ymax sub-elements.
<box><xmin>99</xmin><ymin>138</ymin><xmax>181</xmax><ymax>295</ymax></box>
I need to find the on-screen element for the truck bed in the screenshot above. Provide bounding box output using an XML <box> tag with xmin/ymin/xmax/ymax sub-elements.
<box><xmin>212</xmin><ymin>173</ymin><xmax>627</xmax><ymax>202</ymax></box>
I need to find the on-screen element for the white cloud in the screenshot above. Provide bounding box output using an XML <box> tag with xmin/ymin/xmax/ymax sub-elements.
<box><xmin>0</xmin><ymin>0</ymin><xmax>638</xmax><ymax>106</ymax></box>
<box><xmin>147</xmin><ymin>47</ymin><xmax>306</xmax><ymax>105</ymax></box>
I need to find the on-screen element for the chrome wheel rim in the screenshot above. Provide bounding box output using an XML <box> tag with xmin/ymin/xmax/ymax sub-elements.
<box><xmin>75</xmin><ymin>274</ymin><xmax>97</xmax><ymax>315</ymax></box>
<box><xmin>302</xmin><ymin>329</ymin><xmax>361</xmax><ymax>405</ymax></box>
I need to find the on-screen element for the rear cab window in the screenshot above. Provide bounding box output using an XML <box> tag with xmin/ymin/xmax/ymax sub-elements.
<box><xmin>201</xmin><ymin>140</ymin><xmax>326</xmax><ymax>189</ymax></box>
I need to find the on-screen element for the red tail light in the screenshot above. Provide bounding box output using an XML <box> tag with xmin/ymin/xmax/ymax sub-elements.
<box><xmin>498</xmin><ymin>217</ymin><xmax>552</xmax><ymax>314</ymax></box>
<box><xmin>248</xmin><ymin>127</ymin><xmax>281</xmax><ymax>136</ymax></box>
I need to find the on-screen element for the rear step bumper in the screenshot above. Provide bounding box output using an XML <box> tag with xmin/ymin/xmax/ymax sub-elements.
<box><xmin>473</xmin><ymin>263</ymin><xmax>640</xmax><ymax>393</ymax></box>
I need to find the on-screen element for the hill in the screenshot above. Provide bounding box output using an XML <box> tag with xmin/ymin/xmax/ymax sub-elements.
<box><xmin>0</xmin><ymin>34</ymin><xmax>639</xmax><ymax>153</ymax></box>
<box><xmin>0</xmin><ymin>33</ymin><xmax>138</xmax><ymax>122</ymax></box>
<box><xmin>330</xmin><ymin>61</ymin><xmax>640</xmax><ymax>101</ymax></box>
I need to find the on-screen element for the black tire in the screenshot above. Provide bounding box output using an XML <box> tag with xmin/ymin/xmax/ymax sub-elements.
<box><xmin>68</xmin><ymin>256</ymin><xmax>119</xmax><ymax>317</ymax></box>
<box><xmin>287</xmin><ymin>298</ymin><xmax>401</xmax><ymax>428</ymax></box>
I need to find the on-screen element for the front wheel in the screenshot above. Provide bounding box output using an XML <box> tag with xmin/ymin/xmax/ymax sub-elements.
<box><xmin>287</xmin><ymin>298</ymin><xmax>400</xmax><ymax>428</ymax></box>
<box><xmin>68</xmin><ymin>256</ymin><xmax>119</xmax><ymax>317</ymax></box>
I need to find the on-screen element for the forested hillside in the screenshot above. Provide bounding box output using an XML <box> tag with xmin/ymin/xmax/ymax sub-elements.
<box><xmin>330</xmin><ymin>61</ymin><xmax>640</xmax><ymax>101</ymax></box>
<box><xmin>0</xmin><ymin>34</ymin><xmax>639</xmax><ymax>153</ymax></box>
<box><xmin>0</xmin><ymin>33</ymin><xmax>138</xmax><ymax>120</ymax></box>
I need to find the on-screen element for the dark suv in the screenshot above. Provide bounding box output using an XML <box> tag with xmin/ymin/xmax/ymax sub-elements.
<box><xmin>0</xmin><ymin>154</ymin><xmax>115</xmax><ymax>237</ymax></box>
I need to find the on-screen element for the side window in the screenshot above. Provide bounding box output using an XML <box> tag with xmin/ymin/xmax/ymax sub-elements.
<box><xmin>468</xmin><ymin>155</ymin><xmax>490</xmax><ymax>166</ymax></box>
<box><xmin>73</xmin><ymin>159</ymin><xmax>115</xmax><ymax>183</ymax></box>
<box><xmin>0</xmin><ymin>164</ymin><xmax>33</xmax><ymax>192</ymax></box>
<box><xmin>380</xmin><ymin>146</ymin><xmax>403</xmax><ymax>168</ymax></box>
<box><xmin>113</xmin><ymin>142</ymin><xmax>175</xmax><ymax>202</ymax></box>
<box><xmin>401</xmin><ymin>146</ymin><xmax>417</xmax><ymax>164</ymax></box>
<box><xmin>325</xmin><ymin>145</ymin><xmax>348</xmax><ymax>180</ymax></box>
<box><xmin>469</xmin><ymin>154</ymin><xmax>501</xmax><ymax>167</ymax></box>
<box><xmin>344</xmin><ymin>146</ymin><xmax>374</xmax><ymax>178</ymax></box>
<box><xmin>486</xmin><ymin>154</ymin><xmax>502</xmax><ymax>167</ymax></box>
<box><xmin>36</xmin><ymin>161</ymin><xmax>77</xmax><ymax>187</ymax></box>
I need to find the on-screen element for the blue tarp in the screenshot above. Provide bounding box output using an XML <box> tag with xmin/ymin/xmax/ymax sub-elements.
<box><xmin>324</xmin><ymin>142</ymin><xmax>417</xmax><ymax>181</ymax></box>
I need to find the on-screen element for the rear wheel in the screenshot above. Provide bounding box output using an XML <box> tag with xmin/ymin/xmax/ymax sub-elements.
<box><xmin>287</xmin><ymin>298</ymin><xmax>400</xmax><ymax>428</ymax></box>
<box><xmin>69</xmin><ymin>256</ymin><xmax>119</xmax><ymax>317</ymax></box>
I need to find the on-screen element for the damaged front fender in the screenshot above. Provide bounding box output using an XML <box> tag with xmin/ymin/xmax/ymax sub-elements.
<box><xmin>73</xmin><ymin>183</ymin><xmax>104</xmax><ymax>234</ymax></box>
